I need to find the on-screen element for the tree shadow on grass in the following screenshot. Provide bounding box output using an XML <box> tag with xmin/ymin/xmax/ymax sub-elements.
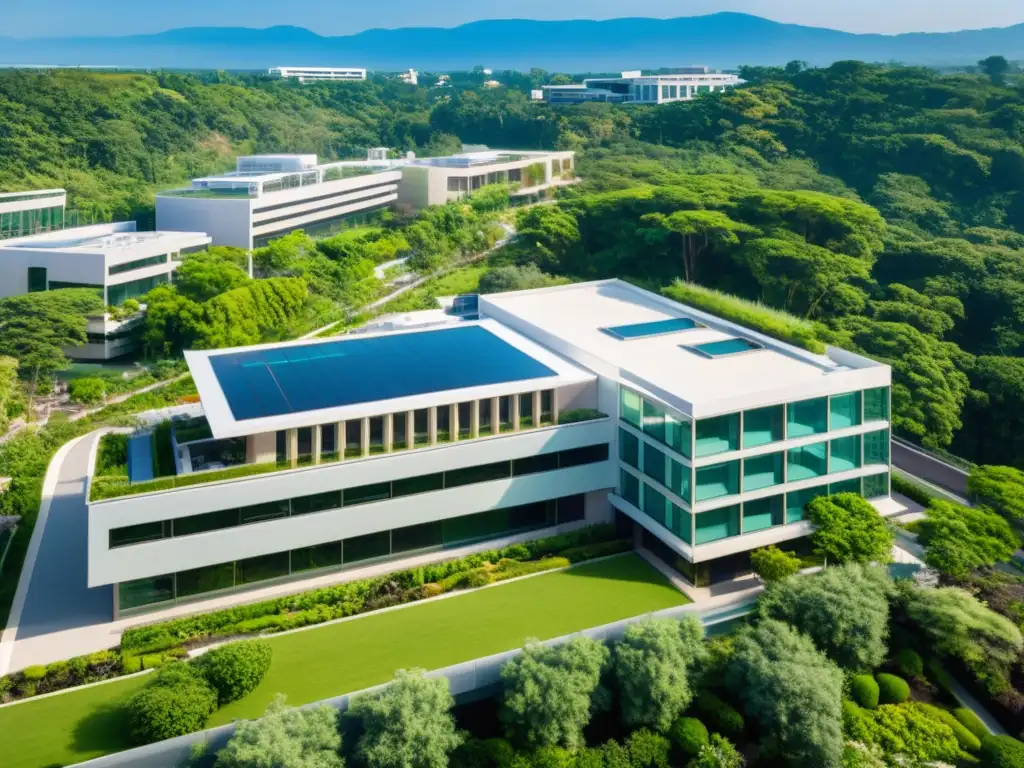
<box><xmin>71</xmin><ymin>700</ymin><xmax>134</xmax><ymax>757</ymax></box>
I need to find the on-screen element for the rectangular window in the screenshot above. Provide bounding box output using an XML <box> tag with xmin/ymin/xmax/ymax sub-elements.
<box><xmin>392</xmin><ymin>473</ymin><xmax>444</xmax><ymax>497</ymax></box>
<box><xmin>414</xmin><ymin>409</ymin><xmax>430</xmax><ymax>446</ymax></box>
<box><xmin>671</xmin><ymin>503</ymin><xmax>692</xmax><ymax>543</ymax></box>
<box><xmin>498</xmin><ymin>396</ymin><xmax>512</xmax><ymax>432</ymax></box>
<box><xmin>743</xmin><ymin>495</ymin><xmax>784</xmax><ymax>533</ymax></box>
<box><xmin>643</xmin><ymin>483</ymin><xmax>670</xmax><ymax>528</ymax></box>
<box><xmin>290</xmin><ymin>490</ymin><xmax>341</xmax><ymax>516</ymax></box>
<box><xmin>830</xmin><ymin>392</ymin><xmax>862</xmax><ymax>430</ymax></box>
<box><xmin>863</xmin><ymin>387</ymin><xmax>890</xmax><ymax>422</ymax></box>
<box><xmin>437</xmin><ymin>405</ymin><xmax>452</xmax><ymax>442</ymax></box>
<box><xmin>108</xmin><ymin>253</ymin><xmax>168</xmax><ymax>276</ymax></box>
<box><xmin>864</xmin><ymin>429</ymin><xmax>890</xmax><ymax>465</ymax></box>
<box><xmin>321</xmin><ymin>424</ymin><xmax>337</xmax><ymax>458</ymax></box>
<box><xmin>346</xmin><ymin>420</ymin><xmax>362</xmax><ymax>457</ymax></box>
<box><xmin>392</xmin><ymin>522</ymin><xmax>443</xmax><ymax>554</ymax></box>
<box><xmin>369</xmin><ymin>416</ymin><xmax>385</xmax><ymax>453</ymax></box>
<box><xmin>176</xmin><ymin>562</ymin><xmax>234</xmax><ymax>598</ymax></box>
<box><xmin>666</xmin><ymin>413</ymin><xmax>692</xmax><ymax>458</ymax></box>
<box><xmin>518</xmin><ymin>394</ymin><xmax>534</xmax><ymax>428</ymax></box>
<box><xmin>620</xmin><ymin>468</ymin><xmax>641</xmax><ymax>507</ymax></box>
<box><xmin>276</xmin><ymin>430</ymin><xmax>287</xmax><ymax>463</ymax></box>
<box><xmin>559</xmin><ymin>443</ymin><xmax>609</xmax><ymax>468</ymax></box>
<box><xmin>788</xmin><ymin>397</ymin><xmax>828</xmax><ymax>438</ymax></box>
<box><xmin>297</xmin><ymin>427</ymin><xmax>313</xmax><ymax>464</ymax></box>
<box><xmin>479</xmin><ymin>399</ymin><xmax>493</xmax><ymax>436</ymax></box>
<box><xmin>643</xmin><ymin>400</ymin><xmax>666</xmax><ymax>444</ymax></box>
<box><xmin>787</xmin><ymin>442</ymin><xmax>828</xmax><ymax>481</ymax></box>
<box><xmin>644</xmin><ymin>442</ymin><xmax>667</xmax><ymax>486</ymax></box>
<box><xmin>344</xmin><ymin>531</ymin><xmax>391</xmax><ymax>563</ymax></box>
<box><xmin>27</xmin><ymin>266</ymin><xmax>47</xmax><ymax>293</ymax></box>
<box><xmin>668</xmin><ymin>459</ymin><xmax>692</xmax><ymax>505</ymax></box>
<box><xmin>291</xmin><ymin>541</ymin><xmax>342</xmax><ymax>573</ymax></box>
<box><xmin>109</xmin><ymin>521</ymin><xmax>169</xmax><ymax>548</ymax></box>
<box><xmin>446</xmin><ymin>461</ymin><xmax>511</xmax><ymax>488</ymax></box>
<box><xmin>173</xmin><ymin>508</ymin><xmax>239</xmax><ymax>537</ymax></box>
<box><xmin>119</xmin><ymin>574</ymin><xmax>174</xmax><ymax>611</ymax></box>
<box><xmin>619</xmin><ymin>427</ymin><xmax>639</xmax><ymax>469</ymax></box>
<box><xmin>540</xmin><ymin>390</ymin><xmax>553</xmax><ymax>425</ymax></box>
<box><xmin>106</xmin><ymin>273</ymin><xmax>168</xmax><ymax>306</ymax></box>
<box><xmin>345</xmin><ymin>482</ymin><xmax>392</xmax><ymax>506</ymax></box>
<box><xmin>695</xmin><ymin>505</ymin><xmax>740</xmax><ymax>544</ymax></box>
<box><xmin>391</xmin><ymin>415</ymin><xmax>407</xmax><ymax>451</ymax></box>
<box><xmin>863</xmin><ymin>472</ymin><xmax>889</xmax><ymax>498</ymax></box>
<box><xmin>513</xmin><ymin>452</ymin><xmax>560</xmax><ymax>476</ymax></box>
<box><xmin>695</xmin><ymin>460</ymin><xmax>740</xmax><ymax>501</ymax></box>
<box><xmin>743</xmin><ymin>452</ymin><xmax>783</xmax><ymax>491</ymax></box>
<box><xmin>236</xmin><ymin>551</ymin><xmax>290</xmax><ymax>585</ymax></box>
<box><xmin>620</xmin><ymin>388</ymin><xmax>642</xmax><ymax>428</ymax></box>
<box><xmin>829</xmin><ymin>435</ymin><xmax>862</xmax><ymax>473</ymax></box>
<box><xmin>786</xmin><ymin>485</ymin><xmax>827</xmax><ymax>523</ymax></box>
<box><xmin>829</xmin><ymin>478</ymin><xmax>862</xmax><ymax>495</ymax></box>
<box><xmin>458</xmin><ymin>402</ymin><xmax>472</xmax><ymax>439</ymax></box>
<box><xmin>743</xmin><ymin>405</ymin><xmax>783</xmax><ymax>448</ymax></box>
<box><xmin>239</xmin><ymin>499</ymin><xmax>290</xmax><ymax>525</ymax></box>
<box><xmin>557</xmin><ymin>495</ymin><xmax>585</xmax><ymax>524</ymax></box>
<box><xmin>695</xmin><ymin>414</ymin><xmax>739</xmax><ymax>457</ymax></box>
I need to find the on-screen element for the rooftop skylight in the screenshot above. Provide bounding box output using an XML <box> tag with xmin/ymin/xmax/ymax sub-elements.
<box><xmin>602</xmin><ymin>317</ymin><xmax>701</xmax><ymax>340</ymax></box>
<box><xmin>685</xmin><ymin>337</ymin><xmax>764</xmax><ymax>358</ymax></box>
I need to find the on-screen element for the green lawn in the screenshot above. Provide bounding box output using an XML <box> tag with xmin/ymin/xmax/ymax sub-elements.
<box><xmin>0</xmin><ymin>553</ymin><xmax>687</xmax><ymax>768</ymax></box>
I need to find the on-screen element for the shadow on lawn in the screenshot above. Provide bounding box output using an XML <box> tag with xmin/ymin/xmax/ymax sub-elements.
<box><xmin>72</xmin><ymin>700</ymin><xmax>133</xmax><ymax>756</ymax></box>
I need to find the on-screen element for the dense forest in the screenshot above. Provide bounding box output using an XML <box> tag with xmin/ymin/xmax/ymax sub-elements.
<box><xmin>2</xmin><ymin>63</ymin><xmax>1024</xmax><ymax>467</ymax></box>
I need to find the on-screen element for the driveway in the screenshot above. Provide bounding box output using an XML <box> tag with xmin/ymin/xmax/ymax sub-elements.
<box><xmin>0</xmin><ymin>433</ymin><xmax>113</xmax><ymax>672</ymax></box>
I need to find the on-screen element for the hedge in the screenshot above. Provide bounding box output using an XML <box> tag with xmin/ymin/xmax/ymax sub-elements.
<box><xmin>692</xmin><ymin>691</ymin><xmax>744</xmax><ymax>741</ymax></box>
<box><xmin>850</xmin><ymin>675</ymin><xmax>880</xmax><ymax>710</ymax></box>
<box><xmin>876</xmin><ymin>673</ymin><xmax>910</xmax><ymax>705</ymax></box>
<box><xmin>557</xmin><ymin>408</ymin><xmax>607</xmax><ymax>425</ymax></box>
<box><xmin>669</xmin><ymin>717</ymin><xmax>709</xmax><ymax>758</ymax></box>
<box><xmin>980</xmin><ymin>735</ymin><xmax>1024</xmax><ymax>768</ymax></box>
<box><xmin>953</xmin><ymin>707</ymin><xmax>989</xmax><ymax>741</ymax></box>
<box><xmin>891</xmin><ymin>473</ymin><xmax>937</xmax><ymax>507</ymax></box>
<box><xmin>916</xmin><ymin>703</ymin><xmax>981</xmax><ymax>753</ymax></box>
<box><xmin>197</xmin><ymin>639</ymin><xmax>273</xmax><ymax>704</ymax></box>
<box><xmin>897</xmin><ymin>648</ymin><xmax>924</xmax><ymax>679</ymax></box>
<box><xmin>127</xmin><ymin>664</ymin><xmax>218</xmax><ymax>745</ymax></box>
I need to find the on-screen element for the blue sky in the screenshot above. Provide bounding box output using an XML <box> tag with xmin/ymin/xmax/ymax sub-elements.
<box><xmin>5</xmin><ymin>0</ymin><xmax>1024</xmax><ymax>38</ymax></box>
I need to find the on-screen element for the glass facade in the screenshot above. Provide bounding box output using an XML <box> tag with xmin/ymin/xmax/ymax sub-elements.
<box><xmin>695</xmin><ymin>505</ymin><xmax>740</xmax><ymax>544</ymax></box>
<box><xmin>785</xmin><ymin>484</ymin><xmax>828</xmax><ymax>523</ymax></box>
<box><xmin>787</xmin><ymin>442</ymin><xmax>828</xmax><ymax>481</ymax></box>
<box><xmin>118</xmin><ymin>494</ymin><xmax>587</xmax><ymax>612</ymax></box>
<box><xmin>742</xmin><ymin>495</ymin><xmax>784</xmax><ymax>532</ymax></box>
<box><xmin>864</xmin><ymin>387</ymin><xmax>890</xmax><ymax>422</ymax></box>
<box><xmin>620</xmin><ymin>388</ymin><xmax>642</xmax><ymax>429</ymax></box>
<box><xmin>864</xmin><ymin>429</ymin><xmax>890</xmax><ymax>465</ymax></box>
<box><xmin>621</xmin><ymin>387</ymin><xmax>691</xmax><ymax>457</ymax></box>
<box><xmin>743</xmin><ymin>405</ymin><xmax>783</xmax><ymax>448</ymax></box>
<box><xmin>743</xmin><ymin>452</ymin><xmax>783</xmax><ymax>491</ymax></box>
<box><xmin>620</xmin><ymin>428</ymin><xmax>640</xmax><ymax>469</ymax></box>
<box><xmin>107</xmin><ymin>273</ymin><xmax>169</xmax><ymax>306</ymax></box>
<box><xmin>695</xmin><ymin>461</ymin><xmax>739</xmax><ymax>501</ymax></box>
<box><xmin>863</xmin><ymin>472</ymin><xmax>889</xmax><ymax>498</ymax></box>
<box><xmin>695</xmin><ymin>414</ymin><xmax>739</xmax><ymax>457</ymax></box>
<box><xmin>0</xmin><ymin>204</ymin><xmax>64</xmax><ymax>239</ymax></box>
<box><xmin>644</xmin><ymin>442</ymin><xmax>667</xmax><ymax>486</ymax></box>
<box><xmin>830</xmin><ymin>392</ymin><xmax>862</xmax><ymax>430</ymax></box>
<box><xmin>787</xmin><ymin>397</ymin><xmax>828</xmax><ymax>438</ymax></box>
<box><xmin>829</xmin><ymin>435</ymin><xmax>862</xmax><ymax>473</ymax></box>
<box><xmin>109</xmin><ymin>254</ymin><xmax>168</xmax><ymax>276</ymax></box>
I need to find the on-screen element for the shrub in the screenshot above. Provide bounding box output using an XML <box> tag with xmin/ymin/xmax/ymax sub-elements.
<box><xmin>918</xmin><ymin>500</ymin><xmax>1019</xmax><ymax>578</ymax></box>
<box><xmin>875</xmin><ymin>673</ymin><xmax>910</xmax><ymax>704</ymax></box>
<box><xmin>749</xmin><ymin>546</ymin><xmax>800</xmax><ymax>583</ymax></box>
<box><xmin>500</xmin><ymin>544</ymin><xmax>530</xmax><ymax>560</ymax></box>
<box><xmin>557</xmin><ymin>408</ymin><xmax>607</xmax><ymax>425</ymax></box>
<box><xmin>669</xmin><ymin>717</ymin><xmax>709</xmax><ymax>757</ymax></box>
<box><xmin>915</xmin><ymin>703</ymin><xmax>981</xmax><ymax>752</ymax></box>
<box><xmin>688</xmin><ymin>734</ymin><xmax>744</xmax><ymax>768</ymax></box>
<box><xmin>216</xmin><ymin>694</ymin><xmax>343</xmax><ymax>768</ymax></box>
<box><xmin>980</xmin><ymin>735</ymin><xmax>1024</xmax><ymax>768</ymax></box>
<box><xmin>127</xmin><ymin>663</ymin><xmax>218</xmax><ymax>744</ymax></box>
<box><xmin>897</xmin><ymin>648</ymin><xmax>924</xmax><ymax>679</ymax></box>
<box><xmin>807</xmin><ymin>493</ymin><xmax>895</xmax><ymax>564</ymax></box>
<box><xmin>953</xmin><ymin>707</ymin><xmax>989</xmax><ymax>741</ymax></box>
<box><xmin>851</xmin><ymin>675</ymin><xmax>880</xmax><ymax>710</ymax></box>
<box><xmin>625</xmin><ymin>729</ymin><xmax>671</xmax><ymax>768</ymax></box>
<box><xmin>692</xmin><ymin>691</ymin><xmax>744</xmax><ymax>741</ymax></box>
<box><xmin>450</xmin><ymin>738</ymin><xmax>516</xmax><ymax>768</ymax></box>
<box><xmin>197</xmin><ymin>639</ymin><xmax>272</xmax><ymax>704</ymax></box>
<box><xmin>122</xmin><ymin>655</ymin><xmax>143</xmax><ymax>674</ymax></box>
<box><xmin>21</xmin><ymin>665</ymin><xmax>46</xmax><ymax>681</ymax></box>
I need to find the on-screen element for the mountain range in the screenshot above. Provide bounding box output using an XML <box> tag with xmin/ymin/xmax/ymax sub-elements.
<box><xmin>1</xmin><ymin>13</ymin><xmax>1023</xmax><ymax>72</ymax></box>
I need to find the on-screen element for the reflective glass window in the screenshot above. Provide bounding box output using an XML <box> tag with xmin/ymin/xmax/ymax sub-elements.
<box><xmin>619</xmin><ymin>428</ymin><xmax>639</xmax><ymax>469</ymax></box>
<box><xmin>830</xmin><ymin>392</ymin><xmax>862</xmax><ymax>430</ymax></box>
<box><xmin>695</xmin><ymin>414</ymin><xmax>739</xmax><ymax>457</ymax></box>
<box><xmin>787</xmin><ymin>397</ymin><xmax>828</xmax><ymax>438</ymax></box>
<box><xmin>620</xmin><ymin>388</ymin><xmax>642</xmax><ymax>428</ymax></box>
<box><xmin>863</xmin><ymin>472</ymin><xmax>889</xmax><ymax>498</ymax></box>
<box><xmin>787</xmin><ymin>442</ymin><xmax>828</xmax><ymax>481</ymax></box>
<box><xmin>743</xmin><ymin>405</ymin><xmax>783</xmax><ymax>448</ymax></box>
<box><xmin>695</xmin><ymin>461</ymin><xmax>740</xmax><ymax>501</ymax></box>
<box><xmin>786</xmin><ymin>484</ymin><xmax>827</xmax><ymax>523</ymax></box>
<box><xmin>864</xmin><ymin>387</ymin><xmax>890</xmax><ymax>422</ymax></box>
<box><xmin>643</xmin><ymin>400</ymin><xmax>666</xmax><ymax>444</ymax></box>
<box><xmin>695</xmin><ymin>505</ymin><xmax>740</xmax><ymax>544</ymax></box>
<box><xmin>743</xmin><ymin>452</ymin><xmax>783</xmax><ymax>491</ymax></box>
<box><xmin>830</xmin><ymin>435</ymin><xmax>862</xmax><ymax>473</ymax></box>
<box><xmin>864</xmin><ymin>429</ymin><xmax>890</xmax><ymax>465</ymax></box>
<box><xmin>620</xmin><ymin>468</ymin><xmax>641</xmax><ymax>507</ymax></box>
<box><xmin>644</xmin><ymin>442</ymin><xmax>667</xmax><ymax>486</ymax></box>
<box><xmin>743</xmin><ymin>495</ymin><xmax>784</xmax><ymax>533</ymax></box>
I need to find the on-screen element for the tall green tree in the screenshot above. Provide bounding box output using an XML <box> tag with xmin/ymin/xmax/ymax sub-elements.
<box><xmin>807</xmin><ymin>493</ymin><xmax>894</xmax><ymax>565</ymax></box>
<box><xmin>640</xmin><ymin>210</ymin><xmax>757</xmax><ymax>283</ymax></box>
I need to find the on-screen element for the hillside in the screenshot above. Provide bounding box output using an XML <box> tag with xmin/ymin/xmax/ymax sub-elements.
<box><xmin>2</xmin><ymin>13</ymin><xmax>1024</xmax><ymax>70</ymax></box>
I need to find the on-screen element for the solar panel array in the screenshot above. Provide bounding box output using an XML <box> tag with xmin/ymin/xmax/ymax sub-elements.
<box><xmin>602</xmin><ymin>317</ymin><xmax>700</xmax><ymax>340</ymax></box>
<box><xmin>208</xmin><ymin>325</ymin><xmax>558</xmax><ymax>421</ymax></box>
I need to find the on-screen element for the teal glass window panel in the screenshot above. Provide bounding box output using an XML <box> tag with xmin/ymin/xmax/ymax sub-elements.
<box><xmin>669</xmin><ymin>459</ymin><xmax>691</xmax><ymax>505</ymax></box>
<box><xmin>829</xmin><ymin>392</ymin><xmax>862</xmax><ymax>430</ymax></box>
<box><xmin>829</xmin><ymin>478</ymin><xmax>862</xmax><ymax>495</ymax></box>
<box><xmin>119</xmin><ymin>574</ymin><xmax>174</xmax><ymax>611</ymax></box>
<box><xmin>176</xmin><ymin>562</ymin><xmax>234</xmax><ymax>598</ymax></box>
<box><xmin>743</xmin><ymin>405</ymin><xmax>783</xmax><ymax>448</ymax></box>
<box><xmin>787</xmin><ymin>442</ymin><xmax>828</xmax><ymax>481</ymax></box>
<box><xmin>644</xmin><ymin>442</ymin><xmax>667</xmax><ymax>486</ymax></box>
<box><xmin>863</xmin><ymin>472</ymin><xmax>889</xmax><ymax>498</ymax></box>
<box><xmin>695</xmin><ymin>460</ymin><xmax>740</xmax><ymax>501</ymax></box>
<box><xmin>864</xmin><ymin>387</ymin><xmax>890</xmax><ymax>422</ymax></box>
<box><xmin>671</xmin><ymin>503</ymin><xmax>692</xmax><ymax>543</ymax></box>
<box><xmin>642</xmin><ymin>399</ymin><xmax>667</xmax><ymax>444</ymax></box>
<box><xmin>744</xmin><ymin>452</ymin><xmax>783</xmax><ymax>491</ymax></box>
<box><xmin>620</xmin><ymin>388</ymin><xmax>642</xmax><ymax>428</ymax></box>
<box><xmin>829</xmin><ymin>435</ymin><xmax>862</xmax><ymax>473</ymax></box>
<box><xmin>619</xmin><ymin>428</ymin><xmax>639</xmax><ymax>469</ymax></box>
<box><xmin>786</xmin><ymin>485</ymin><xmax>827</xmax><ymax>523</ymax></box>
<box><xmin>695</xmin><ymin>414</ymin><xmax>739</xmax><ymax>457</ymax></box>
<box><xmin>743</xmin><ymin>495</ymin><xmax>784</xmax><ymax>533</ymax></box>
<box><xmin>787</xmin><ymin>397</ymin><xmax>828</xmax><ymax>438</ymax></box>
<box><xmin>643</xmin><ymin>483</ymin><xmax>669</xmax><ymax>528</ymax></box>
<box><xmin>695</xmin><ymin>505</ymin><xmax>740</xmax><ymax>544</ymax></box>
<box><xmin>666</xmin><ymin>413</ymin><xmax>692</xmax><ymax>458</ymax></box>
<box><xmin>864</xmin><ymin>429</ymin><xmax>890</xmax><ymax>465</ymax></box>
<box><xmin>620</xmin><ymin>468</ymin><xmax>641</xmax><ymax>507</ymax></box>
<box><xmin>691</xmin><ymin>338</ymin><xmax>762</xmax><ymax>357</ymax></box>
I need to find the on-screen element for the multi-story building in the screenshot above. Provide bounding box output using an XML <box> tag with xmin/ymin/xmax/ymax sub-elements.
<box><xmin>268</xmin><ymin>66</ymin><xmax>367</xmax><ymax>83</ymax></box>
<box><xmin>395</xmin><ymin>150</ymin><xmax>577</xmax><ymax>211</ymax></box>
<box><xmin>87</xmin><ymin>280</ymin><xmax>900</xmax><ymax>617</ymax></box>
<box><xmin>0</xmin><ymin>221</ymin><xmax>210</xmax><ymax>359</ymax></box>
<box><xmin>542</xmin><ymin>68</ymin><xmax>742</xmax><ymax>105</ymax></box>
<box><xmin>156</xmin><ymin>154</ymin><xmax>402</xmax><ymax>249</ymax></box>
<box><xmin>0</xmin><ymin>189</ymin><xmax>67</xmax><ymax>241</ymax></box>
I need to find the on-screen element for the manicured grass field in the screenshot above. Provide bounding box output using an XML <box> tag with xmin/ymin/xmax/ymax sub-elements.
<box><xmin>0</xmin><ymin>553</ymin><xmax>688</xmax><ymax>768</ymax></box>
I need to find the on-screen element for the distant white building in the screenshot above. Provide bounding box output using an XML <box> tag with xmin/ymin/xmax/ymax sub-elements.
<box><xmin>268</xmin><ymin>67</ymin><xmax>367</xmax><ymax>83</ymax></box>
<box><xmin>0</xmin><ymin>189</ymin><xmax>67</xmax><ymax>241</ymax></box>
<box><xmin>399</xmin><ymin>69</ymin><xmax>419</xmax><ymax>86</ymax></box>
<box><xmin>543</xmin><ymin>68</ymin><xmax>742</xmax><ymax>105</ymax></box>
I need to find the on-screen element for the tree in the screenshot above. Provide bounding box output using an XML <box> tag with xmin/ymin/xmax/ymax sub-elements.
<box><xmin>349</xmin><ymin>669</ymin><xmax>461</xmax><ymax>768</ymax></box>
<box><xmin>979</xmin><ymin>55</ymin><xmax>1011</xmax><ymax>85</ymax></box>
<box><xmin>67</xmin><ymin>377</ymin><xmax>106</xmax><ymax>405</ymax></box>
<box><xmin>514</xmin><ymin>205</ymin><xmax>580</xmax><ymax>272</ymax></box>
<box><xmin>688</xmin><ymin>735</ymin><xmax>745</xmax><ymax>768</ymax></box>
<box><xmin>808</xmin><ymin>493</ymin><xmax>894</xmax><ymax>565</ymax></box>
<box><xmin>640</xmin><ymin>210</ymin><xmax>757</xmax><ymax>283</ymax></box>
<box><xmin>967</xmin><ymin>465</ymin><xmax>1024</xmax><ymax>521</ymax></box>
<box><xmin>468</xmin><ymin>184</ymin><xmax>510</xmax><ymax>213</ymax></box>
<box><xmin>613</xmin><ymin>617</ymin><xmax>704</xmax><ymax>732</ymax></box>
<box><xmin>500</xmin><ymin>637</ymin><xmax>609</xmax><ymax>750</ymax></box>
<box><xmin>749</xmin><ymin>546</ymin><xmax>801</xmax><ymax>583</ymax></box>
<box><xmin>725</xmin><ymin>620</ymin><xmax>845</xmax><ymax>768</ymax></box>
<box><xmin>756</xmin><ymin>564</ymin><xmax>892</xmax><ymax>671</ymax></box>
<box><xmin>216</xmin><ymin>694</ymin><xmax>344</xmax><ymax>768</ymax></box>
<box><xmin>917</xmin><ymin>500</ymin><xmax>1019</xmax><ymax>578</ymax></box>
<box><xmin>175</xmin><ymin>250</ymin><xmax>251</xmax><ymax>302</ymax></box>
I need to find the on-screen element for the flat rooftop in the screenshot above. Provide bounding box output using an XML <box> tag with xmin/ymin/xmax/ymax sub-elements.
<box><xmin>0</xmin><ymin>226</ymin><xmax>210</xmax><ymax>253</ymax></box>
<box><xmin>187</xmin><ymin>319</ymin><xmax>595</xmax><ymax>439</ymax></box>
<box><xmin>481</xmin><ymin>280</ymin><xmax>887</xmax><ymax>419</ymax></box>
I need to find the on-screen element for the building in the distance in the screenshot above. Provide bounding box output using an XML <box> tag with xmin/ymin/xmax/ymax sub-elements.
<box><xmin>87</xmin><ymin>279</ymin><xmax>899</xmax><ymax>616</ymax></box>
<box><xmin>156</xmin><ymin>153</ymin><xmax>403</xmax><ymax>250</ymax></box>
<box><xmin>0</xmin><ymin>221</ymin><xmax>210</xmax><ymax>359</ymax></box>
<box><xmin>399</xmin><ymin>69</ymin><xmax>419</xmax><ymax>86</ymax></box>
<box><xmin>0</xmin><ymin>189</ymin><xmax>68</xmax><ymax>241</ymax></box>
<box><xmin>542</xmin><ymin>68</ymin><xmax>742</xmax><ymax>105</ymax></box>
<box><xmin>268</xmin><ymin>66</ymin><xmax>367</xmax><ymax>83</ymax></box>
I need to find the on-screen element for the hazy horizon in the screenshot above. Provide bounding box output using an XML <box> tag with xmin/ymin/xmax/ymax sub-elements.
<box><xmin>4</xmin><ymin>1</ymin><xmax>1024</xmax><ymax>39</ymax></box>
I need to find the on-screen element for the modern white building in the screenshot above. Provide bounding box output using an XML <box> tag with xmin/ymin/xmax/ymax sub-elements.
<box><xmin>0</xmin><ymin>221</ymin><xmax>211</xmax><ymax>359</ymax></box>
<box><xmin>87</xmin><ymin>280</ymin><xmax>899</xmax><ymax>615</ymax></box>
<box><xmin>268</xmin><ymin>66</ymin><xmax>367</xmax><ymax>83</ymax></box>
<box><xmin>156</xmin><ymin>154</ymin><xmax>403</xmax><ymax>249</ymax></box>
<box><xmin>399</xmin><ymin>69</ymin><xmax>419</xmax><ymax>86</ymax></box>
<box><xmin>0</xmin><ymin>189</ymin><xmax>67</xmax><ymax>240</ymax></box>
<box><xmin>542</xmin><ymin>68</ymin><xmax>742</xmax><ymax>105</ymax></box>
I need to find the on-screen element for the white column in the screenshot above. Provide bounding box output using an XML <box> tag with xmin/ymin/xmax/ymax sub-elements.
<box><xmin>313</xmin><ymin>425</ymin><xmax>323</xmax><ymax>465</ymax></box>
<box><xmin>429</xmin><ymin>407</ymin><xmax>438</xmax><ymax>446</ymax></box>
<box><xmin>384</xmin><ymin>414</ymin><xmax>394</xmax><ymax>452</ymax></box>
<box><xmin>491</xmin><ymin>396</ymin><xmax>500</xmax><ymax>434</ymax></box>
<box><xmin>287</xmin><ymin>428</ymin><xmax>298</xmax><ymax>467</ymax></box>
<box><xmin>406</xmin><ymin>411</ymin><xmax>415</xmax><ymax>449</ymax></box>
<box><xmin>471</xmin><ymin>400</ymin><xmax>480</xmax><ymax>439</ymax></box>
<box><xmin>552</xmin><ymin>389</ymin><xmax>561</xmax><ymax>425</ymax></box>
<box><xmin>361</xmin><ymin>417</ymin><xmax>370</xmax><ymax>457</ymax></box>
<box><xmin>451</xmin><ymin>403</ymin><xmax>460</xmax><ymax>440</ymax></box>
<box><xmin>511</xmin><ymin>395</ymin><xmax>521</xmax><ymax>432</ymax></box>
<box><xmin>533</xmin><ymin>390</ymin><xmax>542</xmax><ymax>427</ymax></box>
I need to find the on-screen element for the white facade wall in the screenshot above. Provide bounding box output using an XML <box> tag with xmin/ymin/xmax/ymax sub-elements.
<box><xmin>156</xmin><ymin>196</ymin><xmax>254</xmax><ymax>250</ymax></box>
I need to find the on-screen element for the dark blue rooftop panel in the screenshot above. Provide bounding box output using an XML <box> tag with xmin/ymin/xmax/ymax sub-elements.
<box><xmin>209</xmin><ymin>325</ymin><xmax>557</xmax><ymax>421</ymax></box>
<box><xmin>602</xmin><ymin>317</ymin><xmax>700</xmax><ymax>340</ymax></box>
